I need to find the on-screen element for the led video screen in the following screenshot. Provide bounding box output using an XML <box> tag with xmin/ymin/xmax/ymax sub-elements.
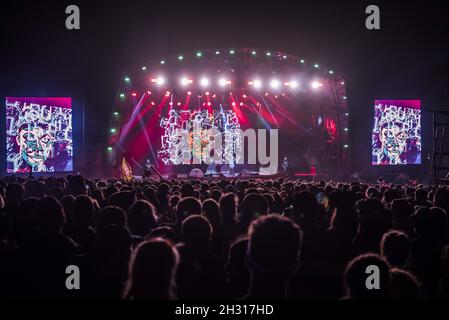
<box><xmin>6</xmin><ymin>97</ymin><xmax>73</xmax><ymax>172</ymax></box>
<box><xmin>372</xmin><ymin>100</ymin><xmax>421</xmax><ymax>165</ymax></box>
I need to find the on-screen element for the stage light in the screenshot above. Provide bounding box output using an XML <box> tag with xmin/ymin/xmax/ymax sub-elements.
<box><xmin>165</xmin><ymin>91</ymin><xmax>171</xmax><ymax>97</ymax></box>
<box><xmin>300</xmin><ymin>59</ymin><xmax>305</xmax><ymax>63</ymax></box>
<box><xmin>266</xmin><ymin>52</ymin><xmax>271</xmax><ymax>56</ymax></box>
<box><xmin>151</xmin><ymin>76</ymin><xmax>166</xmax><ymax>86</ymax></box>
<box><xmin>270</xmin><ymin>79</ymin><xmax>281</xmax><ymax>89</ymax></box>
<box><xmin>124</xmin><ymin>76</ymin><xmax>130</xmax><ymax>82</ymax></box>
<box><xmin>107</xmin><ymin>146</ymin><xmax>113</xmax><ymax>151</ymax></box>
<box><xmin>314</xmin><ymin>64</ymin><xmax>319</xmax><ymax>68</ymax></box>
<box><xmin>265</xmin><ymin>92</ymin><xmax>269</xmax><ymax>96</ymax></box>
<box><xmin>205</xmin><ymin>91</ymin><xmax>210</xmax><ymax>96</ymax></box>
<box><xmin>180</xmin><ymin>76</ymin><xmax>193</xmax><ymax>86</ymax></box>
<box><xmin>119</xmin><ymin>93</ymin><xmax>125</xmax><ymax>98</ymax></box>
<box><xmin>169</xmin><ymin>102</ymin><xmax>173</xmax><ymax>106</ymax></box>
<box><xmin>187</xmin><ymin>91</ymin><xmax>192</xmax><ymax>95</ymax></box>
<box><xmin>343</xmin><ymin>96</ymin><xmax>347</xmax><ymax>100</ymax></box>
<box><xmin>147</xmin><ymin>91</ymin><xmax>152</xmax><ymax>95</ymax></box>
<box><xmin>232</xmin><ymin>102</ymin><xmax>236</xmax><ymax>107</ymax></box>
<box><xmin>229</xmin><ymin>49</ymin><xmax>235</xmax><ymax>54</ymax></box>
<box><xmin>249</xmin><ymin>79</ymin><xmax>262</xmax><ymax>89</ymax></box>
<box><xmin>251</xmin><ymin>50</ymin><xmax>256</xmax><ymax>56</ymax></box>
<box><xmin>160</xmin><ymin>60</ymin><xmax>165</xmax><ymax>65</ymax></box>
<box><xmin>215</xmin><ymin>50</ymin><xmax>220</xmax><ymax>55</ymax></box>
<box><xmin>131</xmin><ymin>92</ymin><xmax>137</xmax><ymax>97</ymax></box>
<box><xmin>151</xmin><ymin>101</ymin><xmax>156</xmax><ymax>105</ymax></box>
<box><xmin>113</xmin><ymin>111</ymin><xmax>119</xmax><ymax>116</ymax></box>
<box><xmin>289</xmin><ymin>80</ymin><xmax>299</xmax><ymax>89</ymax></box>
<box><xmin>207</xmin><ymin>102</ymin><xmax>211</xmax><ymax>106</ymax></box>
<box><xmin>218</xmin><ymin>78</ymin><xmax>231</xmax><ymax>87</ymax></box>
<box><xmin>212</xmin><ymin>94</ymin><xmax>216</xmax><ymax>98</ymax></box>
<box><xmin>343</xmin><ymin>144</ymin><xmax>349</xmax><ymax>149</ymax></box>
<box><xmin>311</xmin><ymin>81</ymin><xmax>323</xmax><ymax>89</ymax></box>
<box><xmin>196</xmin><ymin>51</ymin><xmax>202</xmax><ymax>57</ymax></box>
<box><xmin>110</xmin><ymin>128</ymin><xmax>116</xmax><ymax>133</ymax></box>
<box><xmin>178</xmin><ymin>55</ymin><xmax>184</xmax><ymax>61</ymax></box>
<box><xmin>329</xmin><ymin>70</ymin><xmax>334</xmax><ymax>74</ymax></box>
<box><xmin>345</xmin><ymin>112</ymin><xmax>349</xmax><ymax>116</ymax></box>
<box><xmin>200</xmin><ymin>77</ymin><xmax>210</xmax><ymax>87</ymax></box>
<box><xmin>283</xmin><ymin>55</ymin><xmax>287</xmax><ymax>59</ymax></box>
<box><xmin>142</xmin><ymin>66</ymin><xmax>147</xmax><ymax>71</ymax></box>
<box><xmin>242</xmin><ymin>94</ymin><xmax>247</xmax><ymax>98</ymax></box>
<box><xmin>239</xmin><ymin>102</ymin><xmax>244</xmax><ymax>106</ymax></box>
<box><xmin>344</xmin><ymin>127</ymin><xmax>349</xmax><ymax>132</ymax></box>
<box><xmin>177</xmin><ymin>102</ymin><xmax>181</xmax><ymax>106</ymax></box>
<box><xmin>340</xmin><ymin>81</ymin><xmax>345</xmax><ymax>85</ymax></box>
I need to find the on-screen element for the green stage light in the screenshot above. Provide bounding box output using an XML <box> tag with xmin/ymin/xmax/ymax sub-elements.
<box><xmin>113</xmin><ymin>111</ymin><xmax>119</xmax><ymax>116</ymax></box>
<box><xmin>300</xmin><ymin>59</ymin><xmax>305</xmax><ymax>63</ymax></box>
<box><xmin>110</xmin><ymin>128</ymin><xmax>116</xmax><ymax>133</ymax></box>
<box><xmin>119</xmin><ymin>93</ymin><xmax>125</xmax><ymax>98</ymax></box>
<box><xmin>314</xmin><ymin>64</ymin><xmax>319</xmax><ymax>68</ymax></box>
<box><xmin>196</xmin><ymin>51</ymin><xmax>202</xmax><ymax>57</ymax></box>
<box><xmin>178</xmin><ymin>55</ymin><xmax>183</xmax><ymax>61</ymax></box>
<box><xmin>107</xmin><ymin>146</ymin><xmax>113</xmax><ymax>151</ymax></box>
<box><xmin>124</xmin><ymin>76</ymin><xmax>130</xmax><ymax>82</ymax></box>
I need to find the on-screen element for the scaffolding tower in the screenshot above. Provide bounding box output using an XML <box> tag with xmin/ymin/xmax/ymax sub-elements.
<box><xmin>431</xmin><ymin>110</ymin><xmax>449</xmax><ymax>185</ymax></box>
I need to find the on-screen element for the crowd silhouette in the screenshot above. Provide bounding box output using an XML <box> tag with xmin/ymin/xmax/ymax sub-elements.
<box><xmin>1</xmin><ymin>175</ymin><xmax>449</xmax><ymax>300</ymax></box>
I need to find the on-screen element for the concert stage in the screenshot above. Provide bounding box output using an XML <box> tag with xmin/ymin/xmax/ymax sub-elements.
<box><xmin>107</xmin><ymin>48</ymin><xmax>349</xmax><ymax>178</ymax></box>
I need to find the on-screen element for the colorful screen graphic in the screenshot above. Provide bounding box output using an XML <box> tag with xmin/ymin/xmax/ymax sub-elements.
<box><xmin>372</xmin><ymin>100</ymin><xmax>421</xmax><ymax>165</ymax></box>
<box><xmin>158</xmin><ymin>109</ymin><xmax>242</xmax><ymax>165</ymax></box>
<box><xmin>6</xmin><ymin>97</ymin><xmax>73</xmax><ymax>172</ymax></box>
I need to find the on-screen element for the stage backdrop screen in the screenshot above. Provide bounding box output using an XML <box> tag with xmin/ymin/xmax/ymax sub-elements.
<box><xmin>372</xmin><ymin>100</ymin><xmax>421</xmax><ymax>165</ymax></box>
<box><xmin>6</xmin><ymin>97</ymin><xmax>73</xmax><ymax>173</ymax></box>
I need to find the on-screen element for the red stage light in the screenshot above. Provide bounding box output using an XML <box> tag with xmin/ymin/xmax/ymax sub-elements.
<box><xmin>242</xmin><ymin>94</ymin><xmax>247</xmax><ymax>98</ymax></box>
<box><xmin>187</xmin><ymin>91</ymin><xmax>192</xmax><ymax>95</ymax></box>
<box><xmin>131</xmin><ymin>92</ymin><xmax>137</xmax><ymax>97</ymax></box>
<box><xmin>151</xmin><ymin>101</ymin><xmax>155</xmax><ymax>105</ymax></box>
<box><xmin>232</xmin><ymin>102</ymin><xmax>236</xmax><ymax>107</ymax></box>
<box><xmin>206</xmin><ymin>91</ymin><xmax>210</xmax><ymax>96</ymax></box>
<box><xmin>177</xmin><ymin>102</ymin><xmax>181</xmax><ymax>106</ymax></box>
<box><xmin>239</xmin><ymin>102</ymin><xmax>244</xmax><ymax>106</ymax></box>
<box><xmin>207</xmin><ymin>102</ymin><xmax>211</xmax><ymax>106</ymax></box>
<box><xmin>147</xmin><ymin>91</ymin><xmax>152</xmax><ymax>95</ymax></box>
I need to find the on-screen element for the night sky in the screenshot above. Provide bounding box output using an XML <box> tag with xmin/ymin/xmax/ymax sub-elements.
<box><xmin>1</xmin><ymin>0</ymin><xmax>449</xmax><ymax>176</ymax></box>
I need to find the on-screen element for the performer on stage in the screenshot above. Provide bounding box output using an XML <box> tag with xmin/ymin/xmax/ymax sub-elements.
<box><xmin>143</xmin><ymin>159</ymin><xmax>152</xmax><ymax>178</ymax></box>
<box><xmin>280</xmin><ymin>156</ymin><xmax>288</xmax><ymax>174</ymax></box>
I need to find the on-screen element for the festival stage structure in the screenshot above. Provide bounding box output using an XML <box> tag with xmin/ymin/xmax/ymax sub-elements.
<box><xmin>107</xmin><ymin>48</ymin><xmax>349</xmax><ymax>178</ymax></box>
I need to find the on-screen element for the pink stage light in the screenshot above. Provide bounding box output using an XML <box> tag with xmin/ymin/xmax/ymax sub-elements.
<box><xmin>131</xmin><ymin>92</ymin><xmax>137</xmax><ymax>97</ymax></box>
<box><xmin>187</xmin><ymin>91</ymin><xmax>192</xmax><ymax>95</ymax></box>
